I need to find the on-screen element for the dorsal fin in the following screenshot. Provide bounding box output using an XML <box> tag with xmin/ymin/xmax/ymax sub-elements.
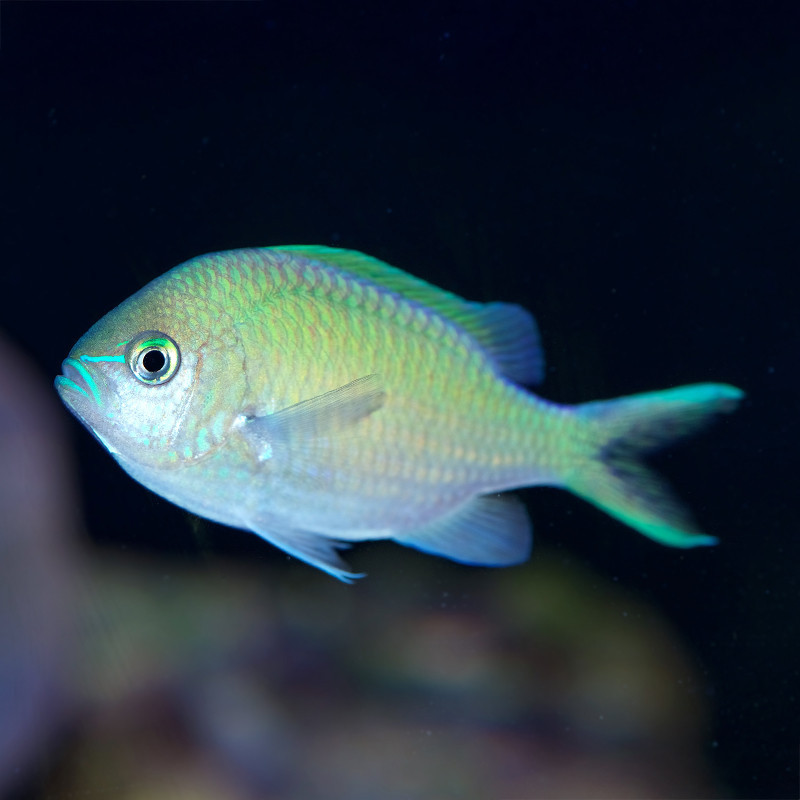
<box><xmin>274</xmin><ymin>245</ymin><xmax>545</xmax><ymax>385</ymax></box>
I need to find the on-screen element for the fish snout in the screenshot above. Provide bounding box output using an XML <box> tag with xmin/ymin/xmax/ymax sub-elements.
<box><xmin>55</xmin><ymin>357</ymin><xmax>99</xmax><ymax>406</ymax></box>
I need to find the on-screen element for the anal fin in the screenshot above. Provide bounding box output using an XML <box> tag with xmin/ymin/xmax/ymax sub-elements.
<box><xmin>393</xmin><ymin>494</ymin><xmax>532</xmax><ymax>567</ymax></box>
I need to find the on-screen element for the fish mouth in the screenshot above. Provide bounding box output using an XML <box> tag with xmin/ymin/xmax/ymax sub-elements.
<box><xmin>55</xmin><ymin>357</ymin><xmax>102</xmax><ymax>406</ymax></box>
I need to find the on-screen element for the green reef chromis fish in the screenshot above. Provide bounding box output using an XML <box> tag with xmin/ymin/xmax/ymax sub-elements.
<box><xmin>56</xmin><ymin>246</ymin><xmax>743</xmax><ymax>581</ymax></box>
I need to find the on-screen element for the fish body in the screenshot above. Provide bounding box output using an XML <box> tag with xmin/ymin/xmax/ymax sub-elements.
<box><xmin>56</xmin><ymin>246</ymin><xmax>743</xmax><ymax>580</ymax></box>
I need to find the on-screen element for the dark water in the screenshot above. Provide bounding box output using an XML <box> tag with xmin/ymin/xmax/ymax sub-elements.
<box><xmin>1</xmin><ymin>2</ymin><xmax>796</xmax><ymax>798</ymax></box>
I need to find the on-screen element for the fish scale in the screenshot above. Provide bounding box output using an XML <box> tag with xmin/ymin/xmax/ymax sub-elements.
<box><xmin>56</xmin><ymin>245</ymin><xmax>743</xmax><ymax>580</ymax></box>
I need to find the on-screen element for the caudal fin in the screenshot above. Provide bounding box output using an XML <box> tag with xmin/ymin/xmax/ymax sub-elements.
<box><xmin>567</xmin><ymin>383</ymin><xmax>744</xmax><ymax>547</ymax></box>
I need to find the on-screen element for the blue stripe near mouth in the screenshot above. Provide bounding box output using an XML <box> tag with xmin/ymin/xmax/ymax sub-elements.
<box><xmin>55</xmin><ymin>374</ymin><xmax>90</xmax><ymax>400</ymax></box>
<box><xmin>60</xmin><ymin>357</ymin><xmax>102</xmax><ymax>405</ymax></box>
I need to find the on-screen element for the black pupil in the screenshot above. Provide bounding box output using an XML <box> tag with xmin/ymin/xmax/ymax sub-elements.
<box><xmin>142</xmin><ymin>348</ymin><xmax>166</xmax><ymax>374</ymax></box>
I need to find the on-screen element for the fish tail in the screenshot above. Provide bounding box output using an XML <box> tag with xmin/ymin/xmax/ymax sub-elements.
<box><xmin>564</xmin><ymin>383</ymin><xmax>744</xmax><ymax>546</ymax></box>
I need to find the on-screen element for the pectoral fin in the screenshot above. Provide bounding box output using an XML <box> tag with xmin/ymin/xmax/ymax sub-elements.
<box><xmin>242</xmin><ymin>374</ymin><xmax>386</xmax><ymax>460</ymax></box>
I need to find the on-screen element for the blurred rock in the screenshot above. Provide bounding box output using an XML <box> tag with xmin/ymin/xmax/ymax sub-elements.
<box><xmin>37</xmin><ymin>548</ymin><xmax>720</xmax><ymax>799</ymax></box>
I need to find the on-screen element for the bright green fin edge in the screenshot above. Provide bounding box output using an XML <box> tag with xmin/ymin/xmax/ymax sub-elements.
<box><xmin>567</xmin><ymin>382</ymin><xmax>744</xmax><ymax>547</ymax></box>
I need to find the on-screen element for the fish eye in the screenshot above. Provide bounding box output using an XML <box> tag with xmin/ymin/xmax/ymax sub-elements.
<box><xmin>126</xmin><ymin>331</ymin><xmax>181</xmax><ymax>385</ymax></box>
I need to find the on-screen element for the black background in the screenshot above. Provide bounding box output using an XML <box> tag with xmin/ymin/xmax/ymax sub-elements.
<box><xmin>2</xmin><ymin>2</ymin><xmax>797</xmax><ymax>797</ymax></box>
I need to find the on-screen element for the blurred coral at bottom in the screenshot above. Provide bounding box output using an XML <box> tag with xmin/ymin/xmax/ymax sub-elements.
<box><xmin>1</xmin><ymin>335</ymin><xmax>721</xmax><ymax>800</ymax></box>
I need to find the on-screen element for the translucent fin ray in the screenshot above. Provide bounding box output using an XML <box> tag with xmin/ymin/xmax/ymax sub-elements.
<box><xmin>393</xmin><ymin>493</ymin><xmax>532</xmax><ymax>566</ymax></box>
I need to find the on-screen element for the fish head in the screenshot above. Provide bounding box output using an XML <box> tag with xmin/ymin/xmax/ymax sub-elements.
<box><xmin>55</xmin><ymin>275</ymin><xmax>246</xmax><ymax>470</ymax></box>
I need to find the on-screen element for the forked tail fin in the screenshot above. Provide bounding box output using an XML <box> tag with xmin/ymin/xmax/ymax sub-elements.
<box><xmin>567</xmin><ymin>383</ymin><xmax>744</xmax><ymax>546</ymax></box>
